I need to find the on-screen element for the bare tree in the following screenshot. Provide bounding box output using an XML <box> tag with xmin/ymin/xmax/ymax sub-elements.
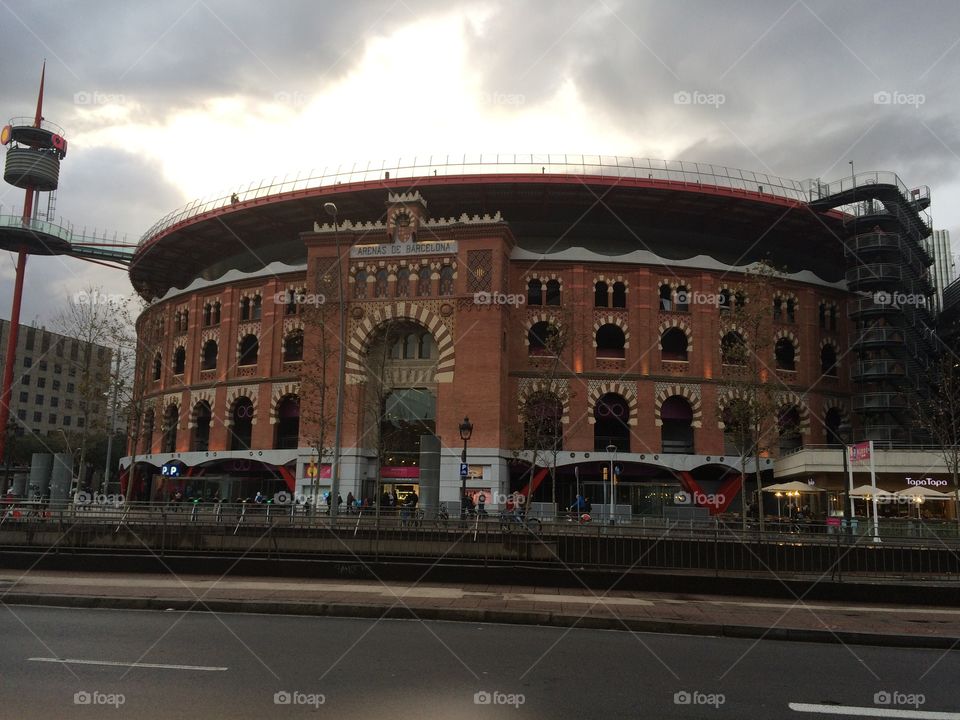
<box><xmin>515</xmin><ymin>307</ymin><xmax>576</xmax><ymax>508</ymax></box>
<box><xmin>718</xmin><ymin>261</ymin><xmax>783</xmax><ymax>531</ymax></box>
<box><xmin>298</xmin><ymin>263</ymin><xmax>340</xmax><ymax>508</ymax></box>
<box><xmin>51</xmin><ymin>285</ymin><xmax>123</xmax><ymax>495</ymax></box>
<box><xmin>912</xmin><ymin>354</ymin><xmax>960</xmax><ymax>528</ymax></box>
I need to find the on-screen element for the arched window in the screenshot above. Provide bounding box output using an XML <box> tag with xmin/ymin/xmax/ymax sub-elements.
<box><xmin>173</xmin><ymin>346</ymin><xmax>186</xmax><ymax>375</ymax></box>
<box><xmin>181</xmin><ymin>310</ymin><xmax>188</xmax><ymax>331</ymax></box>
<box><xmin>152</xmin><ymin>352</ymin><xmax>162</xmax><ymax>381</ymax></box>
<box><xmin>395</xmin><ymin>270</ymin><xmax>410</xmax><ymax>298</ymax></box>
<box><xmin>161</xmin><ymin>404</ymin><xmax>178</xmax><ymax>453</ymax></box>
<box><xmin>786</xmin><ymin>298</ymin><xmax>796</xmax><ymax>323</ymax></box>
<box><xmin>721</xmin><ymin>331</ymin><xmax>745</xmax><ymax>365</ymax></box>
<box><xmin>661</xmin><ymin>327</ymin><xmax>688</xmax><ymax>361</ymax></box>
<box><xmin>594</xmin><ymin>281</ymin><xmax>609</xmax><ymax>308</ymax></box>
<box><xmin>239</xmin><ymin>297</ymin><xmax>251</xmax><ymax>321</ymax></box>
<box><xmin>829</xmin><ymin>304</ymin><xmax>837</xmax><ymax>331</ymax></box>
<box><xmin>773</xmin><ymin>297</ymin><xmax>783</xmax><ymax>321</ymax></box>
<box><xmin>675</xmin><ymin>286</ymin><xmax>689</xmax><ymax>312</ymax></box>
<box><xmin>389</xmin><ymin>337</ymin><xmax>402</xmax><ymax>359</ymax></box>
<box><xmin>522</xmin><ymin>391</ymin><xmax>563</xmax><ymax>451</ymax></box>
<box><xmin>594</xmin><ymin>393</ymin><xmax>629</xmax><ymax>452</ymax></box>
<box><xmin>213</xmin><ymin>302</ymin><xmax>221</xmax><ymax>324</ymax></box>
<box><xmin>661</xmin><ymin>396</ymin><xmax>694</xmax><ymax>454</ymax></box>
<box><xmin>375</xmin><ymin>269</ymin><xmax>389</xmax><ymax>298</ymax></box>
<box><xmin>252</xmin><ymin>295</ymin><xmax>262</xmax><ymax>320</ymax></box>
<box><xmin>230</xmin><ymin>398</ymin><xmax>254</xmax><ymax>450</ymax></box>
<box><xmin>283</xmin><ymin>330</ymin><xmax>303</xmax><ymax>362</ymax></box>
<box><xmin>825</xmin><ymin>408</ymin><xmax>843</xmax><ymax>448</ymax></box>
<box><xmin>439</xmin><ymin>266</ymin><xmax>454</xmax><ymax>295</ymax></box>
<box><xmin>659</xmin><ymin>284</ymin><xmax>672</xmax><ymax>311</ymax></box>
<box><xmin>820</xmin><ymin>343</ymin><xmax>837</xmax><ymax>376</ymax></box>
<box><xmin>201</xmin><ymin>340</ymin><xmax>218</xmax><ymax>370</ymax></box>
<box><xmin>527</xmin><ymin>279</ymin><xmax>543</xmax><ymax>306</ymax></box>
<box><xmin>719</xmin><ymin>289</ymin><xmax>732</xmax><ymax>312</ymax></box>
<box><xmin>612</xmin><ymin>282</ymin><xmax>626</xmax><ymax>308</ymax></box>
<box><xmin>722</xmin><ymin>400</ymin><xmax>751</xmax><ymax>455</ymax></box>
<box><xmin>285</xmin><ymin>290</ymin><xmax>299</xmax><ymax>315</ymax></box>
<box><xmin>191</xmin><ymin>402</ymin><xmax>211</xmax><ymax>452</ymax></box>
<box><xmin>404</xmin><ymin>333</ymin><xmax>418</xmax><ymax>360</ymax></box>
<box><xmin>545</xmin><ymin>279</ymin><xmax>561</xmax><ymax>306</ymax></box>
<box><xmin>355</xmin><ymin>271</ymin><xmax>368</xmax><ymax>299</ymax></box>
<box><xmin>734</xmin><ymin>292</ymin><xmax>746</xmax><ymax>309</ymax></box>
<box><xmin>203</xmin><ymin>304</ymin><xmax>212</xmax><ymax>326</ymax></box>
<box><xmin>528</xmin><ymin>321</ymin><xmax>558</xmax><ymax>356</ymax></box>
<box><xmin>596</xmin><ymin>324</ymin><xmax>625</xmax><ymax>359</ymax></box>
<box><xmin>778</xmin><ymin>406</ymin><xmax>803</xmax><ymax>452</ymax></box>
<box><xmin>775</xmin><ymin>337</ymin><xmax>796</xmax><ymax>371</ymax></box>
<box><xmin>418</xmin><ymin>267</ymin><xmax>432</xmax><ymax>297</ymax></box>
<box><xmin>418</xmin><ymin>334</ymin><xmax>434</xmax><ymax>359</ymax></box>
<box><xmin>238</xmin><ymin>334</ymin><xmax>259</xmax><ymax>366</ymax></box>
<box><xmin>275</xmin><ymin>395</ymin><xmax>300</xmax><ymax>449</ymax></box>
<box><xmin>818</xmin><ymin>302</ymin><xmax>827</xmax><ymax>329</ymax></box>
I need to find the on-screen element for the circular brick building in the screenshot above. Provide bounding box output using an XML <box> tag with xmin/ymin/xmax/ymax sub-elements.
<box><xmin>122</xmin><ymin>157</ymin><xmax>931</xmax><ymax>516</ymax></box>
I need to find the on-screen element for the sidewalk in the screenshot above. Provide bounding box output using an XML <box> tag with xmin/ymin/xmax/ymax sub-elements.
<box><xmin>1</xmin><ymin>570</ymin><xmax>959</xmax><ymax>649</ymax></box>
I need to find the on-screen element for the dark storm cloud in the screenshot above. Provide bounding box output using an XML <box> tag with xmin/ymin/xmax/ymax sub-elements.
<box><xmin>0</xmin><ymin>0</ymin><xmax>448</xmax><ymax>123</ymax></box>
<box><xmin>466</xmin><ymin>0</ymin><xmax>960</xmax><ymax>187</ymax></box>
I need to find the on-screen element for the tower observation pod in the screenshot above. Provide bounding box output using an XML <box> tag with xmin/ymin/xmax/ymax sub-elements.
<box><xmin>0</xmin><ymin>63</ymin><xmax>136</xmax><ymax>471</ymax></box>
<box><xmin>1</xmin><ymin>117</ymin><xmax>67</xmax><ymax>191</ymax></box>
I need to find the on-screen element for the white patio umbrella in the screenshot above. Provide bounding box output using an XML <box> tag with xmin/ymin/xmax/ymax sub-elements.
<box><xmin>763</xmin><ymin>481</ymin><xmax>826</xmax><ymax>493</ymax></box>
<box><xmin>849</xmin><ymin>485</ymin><xmax>895</xmax><ymax>523</ymax></box>
<box><xmin>849</xmin><ymin>484</ymin><xmax>894</xmax><ymax>499</ymax></box>
<box><xmin>894</xmin><ymin>486</ymin><xmax>952</xmax><ymax>519</ymax></box>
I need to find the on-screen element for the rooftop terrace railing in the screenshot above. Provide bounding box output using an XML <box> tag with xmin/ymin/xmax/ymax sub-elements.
<box><xmin>136</xmin><ymin>155</ymin><xmax>817</xmax><ymax>248</ymax></box>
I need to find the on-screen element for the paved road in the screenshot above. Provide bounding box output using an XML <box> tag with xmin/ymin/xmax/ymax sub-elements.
<box><xmin>1</xmin><ymin>606</ymin><xmax>958</xmax><ymax>719</ymax></box>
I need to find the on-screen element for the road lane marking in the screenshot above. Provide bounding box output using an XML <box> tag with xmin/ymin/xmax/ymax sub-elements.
<box><xmin>29</xmin><ymin>657</ymin><xmax>227</xmax><ymax>671</ymax></box>
<box><xmin>789</xmin><ymin>702</ymin><xmax>960</xmax><ymax>718</ymax></box>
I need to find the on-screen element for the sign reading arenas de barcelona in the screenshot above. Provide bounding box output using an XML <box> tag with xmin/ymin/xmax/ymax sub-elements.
<box><xmin>350</xmin><ymin>239</ymin><xmax>457</xmax><ymax>258</ymax></box>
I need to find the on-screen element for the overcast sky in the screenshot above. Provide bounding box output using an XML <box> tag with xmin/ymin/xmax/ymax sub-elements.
<box><xmin>1</xmin><ymin>0</ymin><xmax>959</xmax><ymax>324</ymax></box>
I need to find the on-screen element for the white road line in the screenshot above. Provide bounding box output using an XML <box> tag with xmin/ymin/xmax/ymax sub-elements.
<box><xmin>788</xmin><ymin>702</ymin><xmax>960</xmax><ymax>718</ymax></box>
<box><xmin>29</xmin><ymin>657</ymin><xmax>227</xmax><ymax>671</ymax></box>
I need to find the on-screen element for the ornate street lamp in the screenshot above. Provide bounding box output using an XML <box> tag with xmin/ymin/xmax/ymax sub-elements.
<box><xmin>459</xmin><ymin>416</ymin><xmax>473</xmax><ymax>517</ymax></box>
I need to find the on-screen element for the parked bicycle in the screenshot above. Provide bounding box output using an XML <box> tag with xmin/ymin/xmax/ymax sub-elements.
<box><xmin>498</xmin><ymin>509</ymin><xmax>542</xmax><ymax>535</ymax></box>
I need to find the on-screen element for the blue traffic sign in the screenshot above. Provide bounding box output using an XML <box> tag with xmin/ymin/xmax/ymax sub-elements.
<box><xmin>459</xmin><ymin>463</ymin><xmax>469</xmax><ymax>477</ymax></box>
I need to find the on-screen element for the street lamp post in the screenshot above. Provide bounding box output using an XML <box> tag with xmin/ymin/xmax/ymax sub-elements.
<box><xmin>459</xmin><ymin>417</ymin><xmax>473</xmax><ymax>518</ymax></box>
<box><xmin>103</xmin><ymin>350</ymin><xmax>122</xmax><ymax>493</ymax></box>
<box><xmin>324</xmin><ymin>201</ymin><xmax>347</xmax><ymax>521</ymax></box>
<box><xmin>836</xmin><ymin>419</ymin><xmax>853</xmax><ymax>538</ymax></box>
<box><xmin>606</xmin><ymin>443</ymin><xmax>616</xmax><ymax>524</ymax></box>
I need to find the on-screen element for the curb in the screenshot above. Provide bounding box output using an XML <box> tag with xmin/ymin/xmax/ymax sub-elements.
<box><xmin>3</xmin><ymin>592</ymin><xmax>958</xmax><ymax>650</ymax></box>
